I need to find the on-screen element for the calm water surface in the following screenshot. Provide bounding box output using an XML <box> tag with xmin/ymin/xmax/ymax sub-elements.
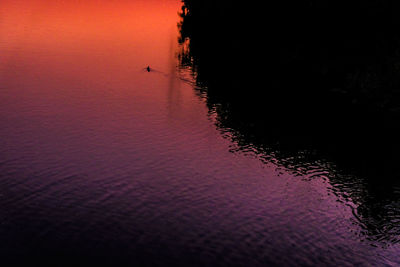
<box><xmin>0</xmin><ymin>1</ymin><xmax>399</xmax><ymax>266</ymax></box>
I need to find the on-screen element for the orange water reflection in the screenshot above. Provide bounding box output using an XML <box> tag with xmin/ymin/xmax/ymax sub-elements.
<box><xmin>0</xmin><ymin>0</ymin><xmax>181</xmax><ymax>79</ymax></box>
<box><xmin>1</xmin><ymin>1</ymin><xmax>400</xmax><ymax>266</ymax></box>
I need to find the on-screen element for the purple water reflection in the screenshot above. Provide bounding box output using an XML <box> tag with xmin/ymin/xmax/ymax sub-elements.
<box><xmin>0</xmin><ymin>1</ymin><xmax>399</xmax><ymax>266</ymax></box>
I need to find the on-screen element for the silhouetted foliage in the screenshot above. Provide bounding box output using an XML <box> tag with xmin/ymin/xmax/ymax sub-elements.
<box><xmin>179</xmin><ymin>0</ymin><xmax>400</xmax><ymax>117</ymax></box>
<box><xmin>178</xmin><ymin>0</ymin><xmax>400</xmax><ymax>245</ymax></box>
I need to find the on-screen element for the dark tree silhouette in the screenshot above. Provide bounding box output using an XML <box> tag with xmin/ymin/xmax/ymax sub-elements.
<box><xmin>178</xmin><ymin>0</ymin><xmax>400</xmax><ymax>245</ymax></box>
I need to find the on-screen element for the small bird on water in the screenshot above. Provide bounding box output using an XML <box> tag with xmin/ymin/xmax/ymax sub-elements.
<box><xmin>141</xmin><ymin>65</ymin><xmax>194</xmax><ymax>85</ymax></box>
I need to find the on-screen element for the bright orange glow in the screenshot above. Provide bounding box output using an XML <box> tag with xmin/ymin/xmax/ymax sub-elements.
<box><xmin>0</xmin><ymin>0</ymin><xmax>181</xmax><ymax>75</ymax></box>
<box><xmin>0</xmin><ymin>0</ymin><xmax>187</xmax><ymax>127</ymax></box>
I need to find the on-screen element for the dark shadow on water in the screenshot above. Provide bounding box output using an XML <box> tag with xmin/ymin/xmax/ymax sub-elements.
<box><xmin>178</xmin><ymin>0</ymin><xmax>400</xmax><ymax>245</ymax></box>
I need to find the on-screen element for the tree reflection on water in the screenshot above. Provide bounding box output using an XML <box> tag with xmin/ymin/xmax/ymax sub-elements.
<box><xmin>178</xmin><ymin>0</ymin><xmax>400</xmax><ymax>246</ymax></box>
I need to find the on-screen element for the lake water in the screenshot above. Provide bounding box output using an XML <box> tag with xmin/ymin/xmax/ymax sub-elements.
<box><xmin>0</xmin><ymin>1</ymin><xmax>399</xmax><ymax>266</ymax></box>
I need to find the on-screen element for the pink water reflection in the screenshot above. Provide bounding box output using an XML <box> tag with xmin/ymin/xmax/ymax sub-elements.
<box><xmin>0</xmin><ymin>0</ymin><xmax>399</xmax><ymax>266</ymax></box>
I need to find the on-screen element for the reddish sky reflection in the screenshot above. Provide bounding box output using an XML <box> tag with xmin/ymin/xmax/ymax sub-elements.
<box><xmin>0</xmin><ymin>1</ymin><xmax>399</xmax><ymax>266</ymax></box>
<box><xmin>0</xmin><ymin>0</ymin><xmax>181</xmax><ymax>79</ymax></box>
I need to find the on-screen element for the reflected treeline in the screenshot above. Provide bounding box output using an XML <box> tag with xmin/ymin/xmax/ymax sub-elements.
<box><xmin>178</xmin><ymin>0</ymin><xmax>400</xmax><ymax>245</ymax></box>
